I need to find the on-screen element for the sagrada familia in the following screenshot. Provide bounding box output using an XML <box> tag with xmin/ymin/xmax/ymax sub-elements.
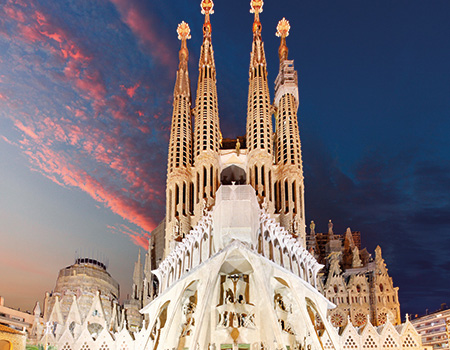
<box><xmin>27</xmin><ymin>1</ymin><xmax>422</xmax><ymax>349</ymax></box>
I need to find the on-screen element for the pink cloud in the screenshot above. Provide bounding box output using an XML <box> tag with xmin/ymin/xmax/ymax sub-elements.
<box><xmin>125</xmin><ymin>83</ymin><xmax>140</xmax><ymax>98</ymax></box>
<box><xmin>3</xmin><ymin>5</ymin><xmax>26</xmax><ymax>23</ymax></box>
<box><xmin>108</xmin><ymin>224</ymin><xmax>150</xmax><ymax>249</ymax></box>
<box><xmin>109</xmin><ymin>0</ymin><xmax>176</xmax><ymax>69</ymax></box>
<box><xmin>3</xmin><ymin>0</ymin><xmax>168</xmax><ymax>248</ymax></box>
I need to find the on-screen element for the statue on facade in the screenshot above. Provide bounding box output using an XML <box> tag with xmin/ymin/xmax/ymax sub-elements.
<box><xmin>328</xmin><ymin>219</ymin><xmax>333</xmax><ymax>236</ymax></box>
<box><xmin>235</xmin><ymin>138</ymin><xmax>241</xmax><ymax>156</ymax></box>
<box><xmin>310</xmin><ymin>220</ymin><xmax>315</xmax><ymax>235</ymax></box>
<box><xmin>352</xmin><ymin>246</ymin><xmax>362</xmax><ymax>268</ymax></box>
<box><xmin>180</xmin><ymin>294</ymin><xmax>196</xmax><ymax>337</ymax></box>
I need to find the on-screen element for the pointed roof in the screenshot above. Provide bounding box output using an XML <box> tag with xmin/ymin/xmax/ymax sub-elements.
<box><xmin>199</xmin><ymin>0</ymin><xmax>215</xmax><ymax>67</ymax></box>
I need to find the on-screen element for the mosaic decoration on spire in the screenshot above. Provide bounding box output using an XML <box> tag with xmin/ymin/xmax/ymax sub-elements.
<box><xmin>177</xmin><ymin>21</ymin><xmax>191</xmax><ymax>41</ymax></box>
<box><xmin>276</xmin><ymin>17</ymin><xmax>290</xmax><ymax>38</ymax></box>
<box><xmin>201</xmin><ymin>0</ymin><xmax>214</xmax><ymax>35</ymax></box>
<box><xmin>201</xmin><ymin>0</ymin><xmax>214</xmax><ymax>15</ymax></box>
<box><xmin>276</xmin><ymin>17</ymin><xmax>290</xmax><ymax>61</ymax></box>
<box><xmin>250</xmin><ymin>0</ymin><xmax>263</xmax><ymax>14</ymax></box>
<box><xmin>250</xmin><ymin>0</ymin><xmax>263</xmax><ymax>33</ymax></box>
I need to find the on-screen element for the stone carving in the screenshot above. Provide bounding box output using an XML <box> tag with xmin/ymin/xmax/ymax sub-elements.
<box><xmin>180</xmin><ymin>294</ymin><xmax>196</xmax><ymax>337</ymax></box>
<box><xmin>310</xmin><ymin>220</ymin><xmax>315</xmax><ymax>235</ymax></box>
<box><xmin>155</xmin><ymin>205</ymin><xmax>322</xmax><ymax>294</ymax></box>
<box><xmin>222</xmin><ymin>274</ymin><xmax>247</xmax><ymax>304</ymax></box>
<box><xmin>352</xmin><ymin>247</ymin><xmax>362</xmax><ymax>268</ymax></box>
<box><xmin>328</xmin><ymin>219</ymin><xmax>333</xmax><ymax>235</ymax></box>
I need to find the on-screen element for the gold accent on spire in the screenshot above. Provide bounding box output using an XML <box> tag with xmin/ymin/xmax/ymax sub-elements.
<box><xmin>177</xmin><ymin>21</ymin><xmax>191</xmax><ymax>67</ymax></box>
<box><xmin>177</xmin><ymin>21</ymin><xmax>191</xmax><ymax>41</ymax></box>
<box><xmin>276</xmin><ymin>18</ymin><xmax>290</xmax><ymax>61</ymax></box>
<box><xmin>201</xmin><ymin>0</ymin><xmax>214</xmax><ymax>35</ymax></box>
<box><xmin>250</xmin><ymin>0</ymin><xmax>263</xmax><ymax>33</ymax></box>
<box><xmin>276</xmin><ymin>17</ymin><xmax>290</xmax><ymax>38</ymax></box>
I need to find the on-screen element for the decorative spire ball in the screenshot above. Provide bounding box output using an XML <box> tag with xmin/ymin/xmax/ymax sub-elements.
<box><xmin>177</xmin><ymin>21</ymin><xmax>191</xmax><ymax>41</ymax></box>
<box><xmin>250</xmin><ymin>0</ymin><xmax>263</xmax><ymax>33</ymax></box>
<box><xmin>201</xmin><ymin>0</ymin><xmax>214</xmax><ymax>16</ymax></box>
<box><xmin>177</xmin><ymin>21</ymin><xmax>191</xmax><ymax>65</ymax></box>
<box><xmin>250</xmin><ymin>0</ymin><xmax>263</xmax><ymax>14</ymax></box>
<box><xmin>276</xmin><ymin>17</ymin><xmax>290</xmax><ymax>38</ymax></box>
<box><xmin>276</xmin><ymin>17</ymin><xmax>290</xmax><ymax>61</ymax></box>
<box><xmin>201</xmin><ymin>0</ymin><xmax>214</xmax><ymax>35</ymax></box>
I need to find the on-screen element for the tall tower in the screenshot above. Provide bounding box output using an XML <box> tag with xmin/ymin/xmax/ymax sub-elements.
<box><xmin>273</xmin><ymin>18</ymin><xmax>306</xmax><ymax>244</ymax></box>
<box><xmin>192</xmin><ymin>0</ymin><xmax>221</xmax><ymax>223</ymax></box>
<box><xmin>246</xmin><ymin>0</ymin><xmax>275</xmax><ymax>212</ymax></box>
<box><xmin>165</xmin><ymin>21</ymin><xmax>193</xmax><ymax>256</ymax></box>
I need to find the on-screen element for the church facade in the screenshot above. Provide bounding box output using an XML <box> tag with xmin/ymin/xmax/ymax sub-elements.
<box><xmin>30</xmin><ymin>1</ymin><xmax>421</xmax><ymax>349</ymax></box>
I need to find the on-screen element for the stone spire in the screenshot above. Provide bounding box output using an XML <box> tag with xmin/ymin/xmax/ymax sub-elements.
<box><xmin>273</xmin><ymin>18</ymin><xmax>305</xmax><ymax>244</ymax></box>
<box><xmin>165</xmin><ymin>21</ymin><xmax>194</xmax><ymax>256</ymax></box>
<box><xmin>132</xmin><ymin>249</ymin><xmax>143</xmax><ymax>300</ymax></box>
<box><xmin>193</xmin><ymin>0</ymin><xmax>221</xmax><ymax>224</ymax></box>
<box><xmin>246</xmin><ymin>0</ymin><xmax>275</xmax><ymax>212</ymax></box>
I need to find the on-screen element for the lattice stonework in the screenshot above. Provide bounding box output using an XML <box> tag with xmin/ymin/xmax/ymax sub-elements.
<box><xmin>324</xmin><ymin>338</ymin><xmax>335</xmax><ymax>350</ymax></box>
<box><xmin>80</xmin><ymin>342</ymin><xmax>90</xmax><ymax>350</ymax></box>
<box><xmin>383</xmin><ymin>334</ymin><xmax>398</xmax><ymax>348</ymax></box>
<box><xmin>363</xmin><ymin>335</ymin><xmax>377</xmax><ymax>348</ymax></box>
<box><xmin>403</xmin><ymin>334</ymin><xmax>418</xmax><ymax>348</ymax></box>
<box><xmin>62</xmin><ymin>342</ymin><xmax>71</xmax><ymax>350</ymax></box>
<box><xmin>343</xmin><ymin>336</ymin><xmax>358</xmax><ymax>349</ymax></box>
<box><xmin>99</xmin><ymin>342</ymin><xmax>109</xmax><ymax>350</ymax></box>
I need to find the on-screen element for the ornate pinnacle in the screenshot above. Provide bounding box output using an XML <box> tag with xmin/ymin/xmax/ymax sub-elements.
<box><xmin>276</xmin><ymin>17</ymin><xmax>290</xmax><ymax>38</ymax></box>
<box><xmin>276</xmin><ymin>18</ymin><xmax>290</xmax><ymax>61</ymax></box>
<box><xmin>250</xmin><ymin>0</ymin><xmax>263</xmax><ymax>33</ymax></box>
<box><xmin>201</xmin><ymin>0</ymin><xmax>214</xmax><ymax>36</ymax></box>
<box><xmin>177</xmin><ymin>21</ymin><xmax>191</xmax><ymax>41</ymax></box>
<box><xmin>250</xmin><ymin>0</ymin><xmax>263</xmax><ymax>14</ymax></box>
<box><xmin>201</xmin><ymin>0</ymin><xmax>214</xmax><ymax>16</ymax></box>
<box><xmin>177</xmin><ymin>21</ymin><xmax>191</xmax><ymax>67</ymax></box>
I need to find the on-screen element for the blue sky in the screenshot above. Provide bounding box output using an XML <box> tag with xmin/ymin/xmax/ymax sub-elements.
<box><xmin>0</xmin><ymin>0</ymin><xmax>449</xmax><ymax>316</ymax></box>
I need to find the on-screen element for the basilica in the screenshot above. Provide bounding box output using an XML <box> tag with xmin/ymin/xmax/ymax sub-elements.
<box><xmin>28</xmin><ymin>1</ymin><xmax>422</xmax><ymax>349</ymax></box>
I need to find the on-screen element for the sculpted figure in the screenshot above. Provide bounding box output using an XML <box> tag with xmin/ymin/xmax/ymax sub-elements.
<box><xmin>310</xmin><ymin>220</ymin><xmax>315</xmax><ymax>235</ymax></box>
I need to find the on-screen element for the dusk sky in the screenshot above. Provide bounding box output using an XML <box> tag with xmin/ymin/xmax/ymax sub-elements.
<box><xmin>1</xmin><ymin>0</ymin><xmax>449</xmax><ymax>318</ymax></box>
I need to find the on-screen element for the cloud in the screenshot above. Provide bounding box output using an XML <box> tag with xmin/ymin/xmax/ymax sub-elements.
<box><xmin>108</xmin><ymin>0</ymin><xmax>176</xmax><ymax>69</ymax></box>
<box><xmin>1</xmin><ymin>0</ymin><xmax>168</xmax><ymax>247</ymax></box>
<box><xmin>302</xmin><ymin>135</ymin><xmax>450</xmax><ymax>315</ymax></box>
<box><xmin>108</xmin><ymin>224</ymin><xmax>150</xmax><ymax>249</ymax></box>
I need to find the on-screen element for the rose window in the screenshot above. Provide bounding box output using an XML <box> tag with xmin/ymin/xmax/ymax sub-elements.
<box><xmin>330</xmin><ymin>312</ymin><xmax>344</xmax><ymax>327</ymax></box>
<box><xmin>378</xmin><ymin>312</ymin><xmax>388</xmax><ymax>325</ymax></box>
<box><xmin>354</xmin><ymin>312</ymin><xmax>366</xmax><ymax>326</ymax></box>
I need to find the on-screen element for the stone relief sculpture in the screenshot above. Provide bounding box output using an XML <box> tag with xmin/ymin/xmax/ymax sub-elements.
<box><xmin>217</xmin><ymin>274</ymin><xmax>255</xmax><ymax>329</ymax></box>
<box><xmin>180</xmin><ymin>294</ymin><xmax>197</xmax><ymax>337</ymax></box>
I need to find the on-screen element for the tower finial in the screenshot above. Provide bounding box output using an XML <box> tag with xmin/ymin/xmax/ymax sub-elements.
<box><xmin>201</xmin><ymin>0</ymin><xmax>214</xmax><ymax>35</ymax></box>
<box><xmin>250</xmin><ymin>0</ymin><xmax>263</xmax><ymax>33</ymax></box>
<box><xmin>177</xmin><ymin>21</ymin><xmax>191</xmax><ymax>67</ymax></box>
<box><xmin>276</xmin><ymin>17</ymin><xmax>290</xmax><ymax>61</ymax></box>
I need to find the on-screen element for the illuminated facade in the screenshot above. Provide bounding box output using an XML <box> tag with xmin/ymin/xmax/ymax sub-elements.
<box><xmin>30</xmin><ymin>1</ymin><xmax>421</xmax><ymax>349</ymax></box>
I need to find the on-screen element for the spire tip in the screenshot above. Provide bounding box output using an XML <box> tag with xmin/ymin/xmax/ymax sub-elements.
<box><xmin>177</xmin><ymin>21</ymin><xmax>191</xmax><ymax>41</ymax></box>
<box><xmin>276</xmin><ymin>17</ymin><xmax>290</xmax><ymax>38</ymax></box>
